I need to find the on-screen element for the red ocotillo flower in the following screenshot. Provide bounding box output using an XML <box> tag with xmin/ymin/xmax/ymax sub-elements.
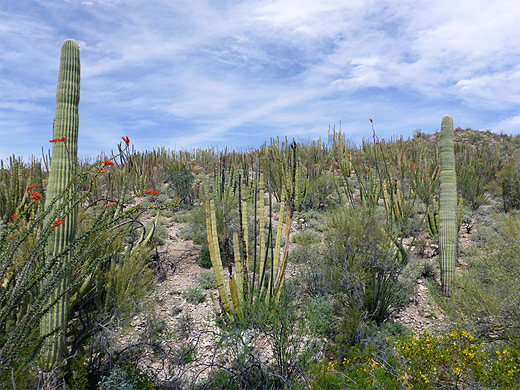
<box><xmin>49</xmin><ymin>136</ymin><xmax>66</xmax><ymax>143</ymax></box>
<box><xmin>122</xmin><ymin>136</ymin><xmax>130</xmax><ymax>146</ymax></box>
<box><xmin>104</xmin><ymin>159</ymin><xmax>115</xmax><ymax>166</ymax></box>
<box><xmin>30</xmin><ymin>192</ymin><xmax>41</xmax><ymax>201</ymax></box>
<box><xmin>26</xmin><ymin>184</ymin><xmax>37</xmax><ymax>192</ymax></box>
<box><xmin>53</xmin><ymin>217</ymin><xmax>66</xmax><ymax>227</ymax></box>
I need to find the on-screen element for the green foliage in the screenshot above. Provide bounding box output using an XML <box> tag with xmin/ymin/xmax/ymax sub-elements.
<box><xmin>183</xmin><ymin>285</ymin><xmax>206</xmax><ymax>304</ymax></box>
<box><xmin>309</xmin><ymin>330</ymin><xmax>520</xmax><ymax>390</ymax></box>
<box><xmin>174</xmin><ymin>342</ymin><xmax>197</xmax><ymax>365</ymax></box>
<box><xmin>198</xmin><ymin>246</ymin><xmax>212</xmax><ymax>268</ymax></box>
<box><xmin>167</xmin><ymin>164</ymin><xmax>195</xmax><ymax>206</ymax></box>
<box><xmin>305</xmin><ymin>295</ymin><xmax>336</xmax><ymax>337</ymax></box>
<box><xmin>323</xmin><ymin>206</ymin><xmax>404</xmax><ymax>326</ymax></box>
<box><xmin>498</xmin><ymin>159</ymin><xmax>520</xmax><ymax>212</ymax></box>
<box><xmin>199</xmin><ymin>271</ymin><xmax>217</xmax><ymax>289</ymax></box>
<box><xmin>437</xmin><ymin>212</ymin><xmax>520</xmax><ymax>343</ymax></box>
<box><xmin>456</xmin><ymin>143</ymin><xmax>500</xmax><ymax>210</ymax></box>
<box><xmin>145</xmin><ymin>216</ymin><xmax>169</xmax><ymax>246</ymax></box>
<box><xmin>393</xmin><ymin>331</ymin><xmax>520</xmax><ymax>389</ymax></box>
<box><xmin>98</xmin><ymin>365</ymin><xmax>155</xmax><ymax>390</ymax></box>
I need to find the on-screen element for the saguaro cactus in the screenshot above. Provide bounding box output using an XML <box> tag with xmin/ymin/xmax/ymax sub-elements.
<box><xmin>439</xmin><ymin>115</ymin><xmax>458</xmax><ymax>296</ymax></box>
<box><xmin>40</xmin><ymin>39</ymin><xmax>80</xmax><ymax>373</ymax></box>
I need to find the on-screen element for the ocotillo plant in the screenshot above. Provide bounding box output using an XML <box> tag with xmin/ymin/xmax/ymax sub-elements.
<box><xmin>439</xmin><ymin>115</ymin><xmax>458</xmax><ymax>296</ymax></box>
<box><xmin>40</xmin><ymin>39</ymin><xmax>80</xmax><ymax>375</ymax></box>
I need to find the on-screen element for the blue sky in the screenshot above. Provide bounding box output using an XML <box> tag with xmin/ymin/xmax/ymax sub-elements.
<box><xmin>1</xmin><ymin>0</ymin><xmax>520</xmax><ymax>161</ymax></box>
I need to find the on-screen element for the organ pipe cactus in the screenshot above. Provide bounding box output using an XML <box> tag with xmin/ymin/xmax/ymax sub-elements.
<box><xmin>427</xmin><ymin>196</ymin><xmax>464</xmax><ymax>238</ymax></box>
<box><xmin>40</xmin><ymin>39</ymin><xmax>80</xmax><ymax>372</ymax></box>
<box><xmin>439</xmin><ymin>115</ymin><xmax>458</xmax><ymax>296</ymax></box>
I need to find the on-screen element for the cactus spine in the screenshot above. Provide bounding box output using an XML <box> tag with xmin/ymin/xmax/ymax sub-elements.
<box><xmin>40</xmin><ymin>39</ymin><xmax>80</xmax><ymax>371</ymax></box>
<box><xmin>439</xmin><ymin>115</ymin><xmax>458</xmax><ymax>296</ymax></box>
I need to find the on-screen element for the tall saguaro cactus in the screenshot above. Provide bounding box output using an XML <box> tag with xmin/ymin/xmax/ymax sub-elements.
<box><xmin>40</xmin><ymin>39</ymin><xmax>80</xmax><ymax>374</ymax></box>
<box><xmin>439</xmin><ymin>115</ymin><xmax>458</xmax><ymax>296</ymax></box>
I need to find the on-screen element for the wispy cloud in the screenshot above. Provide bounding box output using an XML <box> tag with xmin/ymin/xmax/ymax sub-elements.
<box><xmin>1</xmin><ymin>0</ymin><xmax>519</xmax><ymax>160</ymax></box>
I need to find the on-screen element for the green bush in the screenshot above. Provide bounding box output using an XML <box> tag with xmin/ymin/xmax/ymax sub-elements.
<box><xmin>98</xmin><ymin>365</ymin><xmax>155</xmax><ymax>390</ymax></box>
<box><xmin>305</xmin><ymin>295</ymin><xmax>336</xmax><ymax>337</ymax></box>
<box><xmin>198</xmin><ymin>246</ymin><xmax>212</xmax><ymax>268</ymax></box>
<box><xmin>456</xmin><ymin>145</ymin><xmax>500</xmax><ymax>210</ymax></box>
<box><xmin>166</xmin><ymin>165</ymin><xmax>195</xmax><ymax>206</ymax></box>
<box><xmin>308</xmin><ymin>331</ymin><xmax>520</xmax><ymax>390</ymax></box>
<box><xmin>183</xmin><ymin>285</ymin><xmax>206</xmax><ymax>304</ymax></box>
<box><xmin>438</xmin><ymin>212</ymin><xmax>520</xmax><ymax>343</ymax></box>
<box><xmin>393</xmin><ymin>331</ymin><xmax>520</xmax><ymax>389</ymax></box>
<box><xmin>323</xmin><ymin>206</ymin><xmax>404</xmax><ymax>325</ymax></box>
<box><xmin>199</xmin><ymin>271</ymin><xmax>217</xmax><ymax>289</ymax></box>
<box><xmin>498</xmin><ymin>160</ymin><xmax>520</xmax><ymax>212</ymax></box>
<box><xmin>175</xmin><ymin>343</ymin><xmax>197</xmax><ymax>365</ymax></box>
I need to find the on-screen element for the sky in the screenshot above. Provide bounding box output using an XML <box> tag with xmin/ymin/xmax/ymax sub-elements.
<box><xmin>1</xmin><ymin>0</ymin><xmax>520</xmax><ymax>161</ymax></box>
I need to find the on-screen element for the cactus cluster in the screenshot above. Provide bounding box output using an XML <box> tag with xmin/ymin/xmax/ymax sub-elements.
<box><xmin>204</xmin><ymin>154</ymin><xmax>294</xmax><ymax>321</ymax></box>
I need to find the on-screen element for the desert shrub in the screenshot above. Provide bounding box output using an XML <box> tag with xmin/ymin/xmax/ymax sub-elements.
<box><xmin>309</xmin><ymin>330</ymin><xmax>520</xmax><ymax>390</ymax></box>
<box><xmin>198</xmin><ymin>246</ymin><xmax>212</xmax><ymax>268</ymax></box>
<box><xmin>183</xmin><ymin>285</ymin><xmax>206</xmax><ymax>304</ymax></box>
<box><xmin>99</xmin><ymin>365</ymin><xmax>155</xmax><ymax>390</ymax></box>
<box><xmin>323</xmin><ymin>206</ymin><xmax>404</xmax><ymax>326</ymax></box>
<box><xmin>393</xmin><ymin>331</ymin><xmax>520</xmax><ymax>389</ymax></box>
<box><xmin>174</xmin><ymin>343</ymin><xmax>197</xmax><ymax>365</ymax></box>
<box><xmin>456</xmin><ymin>145</ymin><xmax>500</xmax><ymax>210</ymax></box>
<box><xmin>199</xmin><ymin>271</ymin><xmax>217</xmax><ymax>289</ymax></box>
<box><xmin>292</xmin><ymin>228</ymin><xmax>321</xmax><ymax>246</ymax></box>
<box><xmin>438</xmin><ymin>212</ymin><xmax>520</xmax><ymax>343</ymax></box>
<box><xmin>178</xmin><ymin>205</ymin><xmax>207</xmax><ymax>244</ymax></box>
<box><xmin>301</xmin><ymin>266</ymin><xmax>331</xmax><ymax>297</ymax></box>
<box><xmin>166</xmin><ymin>165</ymin><xmax>195</xmax><ymax>207</ymax></box>
<box><xmin>498</xmin><ymin>159</ymin><xmax>520</xmax><ymax>212</ymax></box>
<box><xmin>145</xmin><ymin>217</ymin><xmax>169</xmax><ymax>246</ymax></box>
<box><xmin>289</xmin><ymin>228</ymin><xmax>321</xmax><ymax>264</ymax></box>
<box><xmin>301</xmin><ymin>171</ymin><xmax>337</xmax><ymax>210</ymax></box>
<box><xmin>301</xmin><ymin>209</ymin><xmax>327</xmax><ymax>232</ymax></box>
<box><xmin>305</xmin><ymin>295</ymin><xmax>336</xmax><ymax>337</ymax></box>
<box><xmin>178</xmin><ymin>313</ymin><xmax>193</xmax><ymax>338</ymax></box>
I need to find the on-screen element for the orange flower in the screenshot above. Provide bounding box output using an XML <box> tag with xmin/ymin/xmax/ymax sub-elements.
<box><xmin>122</xmin><ymin>136</ymin><xmax>130</xmax><ymax>146</ymax></box>
<box><xmin>354</xmin><ymin>197</ymin><xmax>359</xmax><ymax>202</ymax></box>
<box><xmin>104</xmin><ymin>159</ymin><xmax>115</xmax><ymax>166</ymax></box>
<box><xmin>11</xmin><ymin>214</ymin><xmax>18</xmax><ymax>219</ymax></box>
<box><xmin>30</xmin><ymin>192</ymin><xmax>41</xmax><ymax>201</ymax></box>
<box><xmin>26</xmin><ymin>183</ymin><xmax>37</xmax><ymax>192</ymax></box>
<box><xmin>107</xmin><ymin>201</ymin><xmax>117</xmax><ymax>207</ymax></box>
<box><xmin>52</xmin><ymin>217</ymin><xmax>66</xmax><ymax>227</ymax></box>
<box><xmin>335</xmin><ymin>168</ymin><xmax>341</xmax><ymax>173</ymax></box>
<box><xmin>369</xmin><ymin>119</ymin><xmax>373</xmax><ymax>123</ymax></box>
<box><xmin>146</xmin><ymin>189</ymin><xmax>160</xmax><ymax>195</ymax></box>
<box><xmin>96</xmin><ymin>168</ymin><xmax>106</xmax><ymax>173</ymax></box>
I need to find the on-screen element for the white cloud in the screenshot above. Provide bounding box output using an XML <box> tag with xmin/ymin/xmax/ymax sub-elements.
<box><xmin>1</xmin><ymin>0</ymin><xmax>520</xmax><ymax>160</ymax></box>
